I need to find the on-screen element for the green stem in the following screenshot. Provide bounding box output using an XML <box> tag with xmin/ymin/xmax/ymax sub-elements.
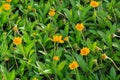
<box><xmin>76</xmin><ymin>69</ymin><xmax>80</xmax><ymax>80</ymax></box>
<box><xmin>38</xmin><ymin>40</ymin><xmax>47</xmax><ymax>54</ymax></box>
<box><xmin>14</xmin><ymin>53</ymin><xmax>18</xmax><ymax>68</ymax></box>
<box><xmin>108</xmin><ymin>57</ymin><xmax>120</xmax><ymax>71</ymax></box>
<box><xmin>87</xmin><ymin>68</ymin><xmax>96</xmax><ymax>78</ymax></box>
<box><xmin>68</xmin><ymin>40</ymin><xmax>74</xmax><ymax>52</ymax></box>
<box><xmin>56</xmin><ymin>43</ymin><xmax>59</xmax><ymax>50</ymax></box>
<box><xmin>67</xmin><ymin>41</ymin><xmax>76</xmax><ymax>60</ymax></box>
<box><xmin>54</xmin><ymin>61</ymin><xmax>58</xmax><ymax>80</ymax></box>
<box><xmin>112</xmin><ymin>7</ymin><xmax>117</xmax><ymax>23</ymax></box>
<box><xmin>53</xmin><ymin>42</ymin><xmax>58</xmax><ymax>80</ymax></box>
<box><xmin>34</xmin><ymin>41</ymin><xmax>38</xmax><ymax>60</ymax></box>
<box><xmin>96</xmin><ymin>62</ymin><xmax>102</xmax><ymax>77</ymax></box>
<box><xmin>85</xmin><ymin>56</ymin><xmax>88</xmax><ymax>63</ymax></box>
<box><xmin>53</xmin><ymin>42</ymin><xmax>56</xmax><ymax>57</ymax></box>
<box><xmin>81</xmin><ymin>31</ymin><xmax>86</xmax><ymax>45</ymax></box>
<box><xmin>93</xmin><ymin>9</ymin><xmax>97</xmax><ymax>24</ymax></box>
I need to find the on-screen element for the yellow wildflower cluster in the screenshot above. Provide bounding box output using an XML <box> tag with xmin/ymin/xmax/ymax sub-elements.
<box><xmin>80</xmin><ymin>47</ymin><xmax>90</xmax><ymax>56</ymax></box>
<box><xmin>90</xmin><ymin>1</ymin><xmax>99</xmax><ymax>8</ymax></box>
<box><xmin>0</xmin><ymin>0</ymin><xmax>11</xmax><ymax>13</ymax></box>
<box><xmin>6</xmin><ymin>0</ymin><xmax>12</xmax><ymax>3</ymax></box>
<box><xmin>53</xmin><ymin>56</ymin><xmax>59</xmax><ymax>61</ymax></box>
<box><xmin>51</xmin><ymin>35</ymin><xmax>69</xmax><ymax>43</ymax></box>
<box><xmin>69</xmin><ymin>61</ymin><xmax>79</xmax><ymax>70</ymax></box>
<box><xmin>48</xmin><ymin>8</ymin><xmax>56</xmax><ymax>17</ymax></box>
<box><xmin>13</xmin><ymin>37</ymin><xmax>22</xmax><ymax>45</ymax></box>
<box><xmin>75</xmin><ymin>23</ymin><xmax>84</xmax><ymax>31</ymax></box>
<box><xmin>2</xmin><ymin>3</ymin><xmax>11</xmax><ymax>10</ymax></box>
<box><xmin>51</xmin><ymin>35</ymin><xmax>64</xmax><ymax>43</ymax></box>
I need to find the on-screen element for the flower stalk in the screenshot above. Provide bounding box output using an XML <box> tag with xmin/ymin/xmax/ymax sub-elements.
<box><xmin>107</xmin><ymin>57</ymin><xmax>120</xmax><ymax>71</ymax></box>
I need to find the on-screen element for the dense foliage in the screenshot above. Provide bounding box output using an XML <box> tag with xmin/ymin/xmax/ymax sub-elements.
<box><xmin>0</xmin><ymin>0</ymin><xmax>120</xmax><ymax>80</ymax></box>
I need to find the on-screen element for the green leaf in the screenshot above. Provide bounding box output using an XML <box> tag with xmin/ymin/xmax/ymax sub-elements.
<box><xmin>9</xmin><ymin>70</ymin><xmax>15</xmax><ymax>80</ymax></box>
<box><xmin>64</xmin><ymin>54</ymin><xmax>73</xmax><ymax>61</ymax></box>
<box><xmin>29</xmin><ymin>50</ymin><xmax>35</xmax><ymax>58</ymax></box>
<box><xmin>80</xmin><ymin>6</ymin><xmax>91</xmax><ymax>20</ymax></box>
<box><xmin>86</xmin><ymin>38</ymin><xmax>92</xmax><ymax>50</ymax></box>
<box><xmin>0</xmin><ymin>74</ymin><xmax>2</xmax><ymax>80</ymax></box>
<box><xmin>43</xmin><ymin>34</ymin><xmax>50</xmax><ymax>46</ymax></box>
<box><xmin>22</xmin><ymin>31</ymin><xmax>31</xmax><ymax>43</ymax></box>
<box><xmin>97</xmin><ymin>16</ymin><xmax>106</xmax><ymax>29</ymax></box>
<box><xmin>97</xmin><ymin>31</ymin><xmax>106</xmax><ymax>43</ymax></box>
<box><xmin>75</xmin><ymin>54</ymin><xmax>88</xmax><ymax>72</ymax></box>
<box><xmin>92</xmin><ymin>42</ymin><xmax>97</xmax><ymax>52</ymax></box>
<box><xmin>25</xmin><ymin>41</ymin><xmax>34</xmax><ymax>57</ymax></box>
<box><xmin>1</xmin><ymin>40</ymin><xmax>8</xmax><ymax>55</ymax></box>
<box><xmin>10</xmin><ymin>11</ymin><xmax>19</xmax><ymax>20</ymax></box>
<box><xmin>27</xmin><ymin>21</ymin><xmax>38</xmax><ymax>32</ymax></box>
<box><xmin>112</xmin><ymin>42</ymin><xmax>120</xmax><ymax>49</ymax></box>
<box><xmin>116</xmin><ymin>75</ymin><xmax>120</xmax><ymax>80</ymax></box>
<box><xmin>63</xmin><ymin>22</ymin><xmax>69</xmax><ymax>36</ymax></box>
<box><xmin>110</xmin><ymin>24</ymin><xmax>116</xmax><ymax>34</ymax></box>
<box><xmin>63</xmin><ymin>9</ymin><xmax>70</xmax><ymax>21</ymax></box>
<box><xmin>13</xmin><ymin>0</ymin><xmax>19</xmax><ymax>4</ymax></box>
<box><xmin>110</xmin><ymin>66</ymin><xmax>116</xmax><ymax>80</ymax></box>
<box><xmin>36</xmin><ymin>61</ymin><xmax>45</xmax><ymax>71</ymax></box>
<box><xmin>0</xmin><ymin>66</ymin><xmax>9</xmax><ymax>80</ymax></box>
<box><xmin>57</xmin><ymin>61</ymin><xmax>67</xmax><ymax>72</ymax></box>
<box><xmin>103</xmin><ymin>31</ymin><xmax>112</xmax><ymax>50</ymax></box>
<box><xmin>17</xmin><ymin>44</ymin><xmax>25</xmax><ymax>55</ymax></box>
<box><xmin>38</xmin><ymin>50</ymin><xmax>47</xmax><ymax>55</ymax></box>
<box><xmin>88</xmin><ymin>59</ymin><xmax>94</xmax><ymax>69</ymax></box>
<box><xmin>97</xmin><ymin>31</ymin><xmax>105</xmax><ymax>39</ymax></box>
<box><xmin>69</xmin><ymin>0</ymin><xmax>76</xmax><ymax>7</ymax></box>
<box><xmin>42</xmin><ymin>69</ymin><xmax>52</xmax><ymax>74</ymax></box>
<box><xmin>28</xmin><ymin>53</ymin><xmax>36</xmax><ymax>64</ymax></box>
<box><xmin>76</xmin><ymin>30</ymin><xmax>81</xmax><ymax>44</ymax></box>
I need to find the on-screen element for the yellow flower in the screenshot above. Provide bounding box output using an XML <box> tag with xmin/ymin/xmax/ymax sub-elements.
<box><xmin>90</xmin><ymin>1</ymin><xmax>99</xmax><ymax>8</ymax></box>
<box><xmin>51</xmin><ymin>35</ymin><xmax>64</xmax><ymax>43</ymax></box>
<box><xmin>3</xmin><ymin>3</ymin><xmax>11</xmax><ymax>10</ymax></box>
<box><xmin>13</xmin><ymin>37</ymin><xmax>22</xmax><ymax>45</ymax></box>
<box><xmin>6</xmin><ymin>0</ymin><xmax>11</xmax><ymax>3</ymax></box>
<box><xmin>53</xmin><ymin>56</ymin><xmax>59</xmax><ymax>61</ymax></box>
<box><xmin>33</xmin><ymin>78</ymin><xmax>38</xmax><ymax>80</ymax></box>
<box><xmin>13</xmin><ymin>25</ymin><xmax>18</xmax><ymax>32</ymax></box>
<box><xmin>48</xmin><ymin>8</ymin><xmax>56</xmax><ymax>17</ymax></box>
<box><xmin>101</xmin><ymin>54</ymin><xmax>108</xmax><ymax>60</ymax></box>
<box><xmin>28</xmin><ymin>5</ymin><xmax>32</xmax><ymax>10</ymax></box>
<box><xmin>69</xmin><ymin>61</ymin><xmax>79</xmax><ymax>70</ymax></box>
<box><xmin>64</xmin><ymin>37</ymin><xmax>69</xmax><ymax>41</ymax></box>
<box><xmin>80</xmin><ymin>47</ymin><xmax>90</xmax><ymax>56</ymax></box>
<box><xmin>75</xmin><ymin>23</ymin><xmax>84</xmax><ymax>31</ymax></box>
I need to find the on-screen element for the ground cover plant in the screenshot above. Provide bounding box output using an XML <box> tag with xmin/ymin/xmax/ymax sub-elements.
<box><xmin>0</xmin><ymin>0</ymin><xmax>120</xmax><ymax>80</ymax></box>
